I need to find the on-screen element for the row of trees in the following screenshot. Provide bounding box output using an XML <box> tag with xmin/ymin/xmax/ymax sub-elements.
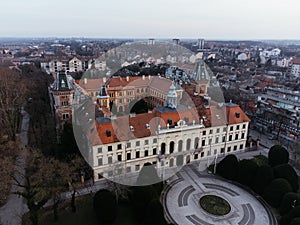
<box><xmin>216</xmin><ymin>145</ymin><xmax>299</xmax><ymax>225</ymax></box>
<box><xmin>93</xmin><ymin>163</ymin><xmax>168</xmax><ymax>225</ymax></box>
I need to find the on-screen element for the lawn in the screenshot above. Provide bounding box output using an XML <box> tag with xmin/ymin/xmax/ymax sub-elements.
<box><xmin>22</xmin><ymin>194</ymin><xmax>138</xmax><ymax>225</ymax></box>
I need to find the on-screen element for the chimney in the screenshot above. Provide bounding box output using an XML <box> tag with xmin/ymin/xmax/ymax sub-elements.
<box><xmin>148</xmin><ymin>75</ymin><xmax>151</xmax><ymax>80</ymax></box>
<box><xmin>103</xmin><ymin>77</ymin><xmax>107</xmax><ymax>83</ymax></box>
<box><xmin>84</xmin><ymin>78</ymin><xmax>87</xmax><ymax>84</ymax></box>
<box><xmin>126</xmin><ymin>76</ymin><xmax>129</xmax><ymax>82</ymax></box>
<box><xmin>142</xmin><ymin>75</ymin><xmax>145</xmax><ymax>80</ymax></box>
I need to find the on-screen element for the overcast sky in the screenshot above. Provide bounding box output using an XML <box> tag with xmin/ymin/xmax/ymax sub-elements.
<box><xmin>1</xmin><ymin>0</ymin><xmax>300</xmax><ymax>39</ymax></box>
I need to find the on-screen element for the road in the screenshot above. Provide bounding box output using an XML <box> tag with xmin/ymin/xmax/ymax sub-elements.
<box><xmin>0</xmin><ymin>109</ymin><xmax>29</xmax><ymax>225</ymax></box>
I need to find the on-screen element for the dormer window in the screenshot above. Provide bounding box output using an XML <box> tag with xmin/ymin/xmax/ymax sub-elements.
<box><xmin>106</xmin><ymin>130</ymin><xmax>111</xmax><ymax>137</ymax></box>
<box><xmin>146</xmin><ymin>124</ymin><xmax>150</xmax><ymax>129</ymax></box>
<box><xmin>61</xmin><ymin>80</ymin><xmax>66</xmax><ymax>88</ymax></box>
<box><xmin>130</xmin><ymin>126</ymin><xmax>134</xmax><ymax>131</ymax></box>
<box><xmin>235</xmin><ymin>112</ymin><xmax>240</xmax><ymax>118</ymax></box>
<box><xmin>167</xmin><ymin>119</ymin><xmax>172</xmax><ymax>125</ymax></box>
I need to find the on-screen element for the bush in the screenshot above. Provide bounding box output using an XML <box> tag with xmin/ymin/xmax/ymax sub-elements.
<box><xmin>289</xmin><ymin>217</ymin><xmax>300</xmax><ymax>225</ymax></box>
<box><xmin>132</xmin><ymin>185</ymin><xmax>159</xmax><ymax>222</ymax></box>
<box><xmin>273</xmin><ymin>164</ymin><xmax>299</xmax><ymax>192</ymax></box>
<box><xmin>216</xmin><ymin>154</ymin><xmax>238</xmax><ymax>180</ymax></box>
<box><xmin>237</xmin><ymin>159</ymin><xmax>258</xmax><ymax>187</ymax></box>
<box><xmin>93</xmin><ymin>189</ymin><xmax>117</xmax><ymax>225</ymax></box>
<box><xmin>268</xmin><ymin>145</ymin><xmax>289</xmax><ymax>167</ymax></box>
<box><xmin>145</xmin><ymin>199</ymin><xmax>167</xmax><ymax>225</ymax></box>
<box><xmin>263</xmin><ymin>178</ymin><xmax>293</xmax><ymax>208</ymax></box>
<box><xmin>280</xmin><ymin>206</ymin><xmax>300</xmax><ymax>225</ymax></box>
<box><xmin>252</xmin><ymin>165</ymin><xmax>274</xmax><ymax>194</ymax></box>
<box><xmin>279</xmin><ymin>193</ymin><xmax>300</xmax><ymax>216</ymax></box>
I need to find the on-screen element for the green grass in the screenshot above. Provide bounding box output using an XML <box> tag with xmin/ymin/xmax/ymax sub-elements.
<box><xmin>200</xmin><ymin>195</ymin><xmax>231</xmax><ymax>216</ymax></box>
<box><xmin>23</xmin><ymin>195</ymin><xmax>138</xmax><ymax>225</ymax></box>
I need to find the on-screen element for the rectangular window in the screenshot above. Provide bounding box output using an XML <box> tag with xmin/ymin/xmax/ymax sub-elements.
<box><xmin>227</xmin><ymin>146</ymin><xmax>231</xmax><ymax>152</ymax></box>
<box><xmin>221</xmin><ymin>148</ymin><xmax>225</xmax><ymax>153</ymax></box>
<box><xmin>145</xmin><ymin>150</ymin><xmax>149</xmax><ymax>157</ymax></box>
<box><xmin>201</xmin><ymin>152</ymin><xmax>204</xmax><ymax>157</ymax></box>
<box><xmin>194</xmin><ymin>154</ymin><xmax>198</xmax><ymax>159</ymax></box>
<box><xmin>209</xmin><ymin>139</ymin><xmax>212</xmax><ymax>145</ymax></box>
<box><xmin>117</xmin><ymin>144</ymin><xmax>122</xmax><ymax>150</ymax></box>
<box><xmin>98</xmin><ymin>158</ymin><xmax>103</xmax><ymax>166</ymax></box>
<box><xmin>144</xmin><ymin>140</ymin><xmax>149</xmax><ymax>145</ymax></box>
<box><xmin>209</xmin><ymin>129</ymin><xmax>213</xmax><ymax>134</ymax></box>
<box><xmin>126</xmin><ymin>167</ymin><xmax>131</xmax><ymax>173</ymax></box>
<box><xmin>223</xmin><ymin>127</ymin><xmax>227</xmax><ymax>132</ymax></box>
<box><xmin>62</xmin><ymin>113</ymin><xmax>69</xmax><ymax>120</ymax></box>
<box><xmin>241</xmin><ymin>133</ymin><xmax>245</xmax><ymax>139</ymax></box>
<box><xmin>153</xmin><ymin>138</ymin><xmax>157</xmax><ymax>144</ymax></box>
<box><xmin>236</xmin><ymin>125</ymin><xmax>240</xmax><ymax>130</ymax></box>
<box><xmin>229</xmin><ymin>135</ymin><xmax>232</xmax><ymax>141</ymax></box>
<box><xmin>108</xmin><ymin>156</ymin><xmax>112</xmax><ymax>164</ymax></box>
<box><xmin>127</xmin><ymin>142</ymin><xmax>131</xmax><ymax>148</ymax></box>
<box><xmin>135</xmin><ymin>164</ymin><xmax>140</xmax><ymax>171</ymax></box>
<box><xmin>202</xmin><ymin>139</ymin><xmax>206</xmax><ymax>146</ymax></box>
<box><xmin>98</xmin><ymin>173</ymin><xmax>103</xmax><ymax>180</ymax></box>
<box><xmin>207</xmin><ymin>150</ymin><xmax>211</xmax><ymax>156</ymax></box>
<box><xmin>242</xmin><ymin>124</ymin><xmax>246</xmax><ymax>129</ymax></box>
<box><xmin>216</xmin><ymin>128</ymin><xmax>220</xmax><ymax>133</ymax></box>
<box><xmin>127</xmin><ymin>152</ymin><xmax>131</xmax><ymax>160</ymax></box>
<box><xmin>153</xmin><ymin>148</ymin><xmax>157</xmax><ymax>155</ymax></box>
<box><xmin>214</xmin><ymin>149</ymin><xmax>218</xmax><ymax>155</ymax></box>
<box><xmin>136</xmin><ymin>151</ymin><xmax>140</xmax><ymax>158</ymax></box>
<box><xmin>234</xmin><ymin>145</ymin><xmax>237</xmax><ymax>151</ymax></box>
<box><xmin>108</xmin><ymin>146</ymin><xmax>112</xmax><ymax>151</ymax></box>
<box><xmin>215</xmin><ymin>137</ymin><xmax>219</xmax><ymax>144</ymax></box>
<box><xmin>136</xmin><ymin>141</ymin><xmax>140</xmax><ymax>147</ymax></box>
<box><xmin>230</xmin><ymin>126</ymin><xmax>233</xmax><ymax>131</ymax></box>
<box><xmin>235</xmin><ymin>134</ymin><xmax>239</xmax><ymax>140</ymax></box>
<box><xmin>117</xmin><ymin>155</ymin><xmax>122</xmax><ymax>161</ymax></box>
<box><xmin>240</xmin><ymin>144</ymin><xmax>244</xmax><ymax>150</ymax></box>
<box><xmin>202</xmin><ymin>130</ymin><xmax>206</xmax><ymax>136</ymax></box>
<box><xmin>97</xmin><ymin>147</ymin><xmax>102</xmax><ymax>153</ymax></box>
<box><xmin>222</xmin><ymin>136</ymin><xmax>226</xmax><ymax>142</ymax></box>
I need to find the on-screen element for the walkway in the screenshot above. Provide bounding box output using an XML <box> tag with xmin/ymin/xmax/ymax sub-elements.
<box><xmin>0</xmin><ymin>109</ymin><xmax>29</xmax><ymax>225</ymax></box>
<box><xmin>162</xmin><ymin>164</ymin><xmax>278</xmax><ymax>225</ymax></box>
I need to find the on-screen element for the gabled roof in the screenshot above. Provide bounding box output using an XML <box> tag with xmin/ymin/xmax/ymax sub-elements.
<box><xmin>53</xmin><ymin>72</ymin><xmax>73</xmax><ymax>91</ymax></box>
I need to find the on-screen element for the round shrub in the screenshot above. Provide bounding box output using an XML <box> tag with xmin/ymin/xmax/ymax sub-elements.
<box><xmin>273</xmin><ymin>164</ymin><xmax>299</xmax><ymax>192</ymax></box>
<box><xmin>237</xmin><ymin>159</ymin><xmax>258</xmax><ymax>187</ymax></box>
<box><xmin>280</xmin><ymin>207</ymin><xmax>300</xmax><ymax>225</ymax></box>
<box><xmin>93</xmin><ymin>189</ymin><xmax>117</xmax><ymax>225</ymax></box>
<box><xmin>216</xmin><ymin>154</ymin><xmax>238</xmax><ymax>180</ymax></box>
<box><xmin>252</xmin><ymin>164</ymin><xmax>274</xmax><ymax>194</ymax></box>
<box><xmin>279</xmin><ymin>192</ymin><xmax>300</xmax><ymax>216</ymax></box>
<box><xmin>268</xmin><ymin>145</ymin><xmax>289</xmax><ymax>167</ymax></box>
<box><xmin>263</xmin><ymin>178</ymin><xmax>293</xmax><ymax>208</ymax></box>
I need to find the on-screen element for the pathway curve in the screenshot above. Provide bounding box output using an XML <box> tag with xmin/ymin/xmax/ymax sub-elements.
<box><xmin>162</xmin><ymin>164</ymin><xmax>278</xmax><ymax>225</ymax></box>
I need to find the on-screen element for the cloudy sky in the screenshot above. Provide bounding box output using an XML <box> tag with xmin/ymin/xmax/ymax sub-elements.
<box><xmin>1</xmin><ymin>0</ymin><xmax>300</xmax><ymax>39</ymax></box>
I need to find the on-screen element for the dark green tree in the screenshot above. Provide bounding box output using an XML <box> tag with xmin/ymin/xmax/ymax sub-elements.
<box><xmin>280</xmin><ymin>206</ymin><xmax>300</xmax><ymax>225</ymax></box>
<box><xmin>289</xmin><ymin>217</ymin><xmax>300</xmax><ymax>225</ymax></box>
<box><xmin>268</xmin><ymin>145</ymin><xmax>289</xmax><ymax>167</ymax></box>
<box><xmin>145</xmin><ymin>199</ymin><xmax>167</xmax><ymax>225</ymax></box>
<box><xmin>252</xmin><ymin>165</ymin><xmax>274</xmax><ymax>194</ymax></box>
<box><xmin>279</xmin><ymin>193</ymin><xmax>300</xmax><ymax>216</ymax></box>
<box><xmin>263</xmin><ymin>178</ymin><xmax>293</xmax><ymax>208</ymax></box>
<box><xmin>237</xmin><ymin>159</ymin><xmax>258</xmax><ymax>187</ymax></box>
<box><xmin>216</xmin><ymin>154</ymin><xmax>238</xmax><ymax>180</ymax></box>
<box><xmin>93</xmin><ymin>189</ymin><xmax>117</xmax><ymax>225</ymax></box>
<box><xmin>273</xmin><ymin>164</ymin><xmax>298</xmax><ymax>192</ymax></box>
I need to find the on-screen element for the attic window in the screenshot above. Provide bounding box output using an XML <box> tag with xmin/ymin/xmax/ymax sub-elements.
<box><xmin>216</xmin><ymin>114</ymin><xmax>220</xmax><ymax>119</ymax></box>
<box><xmin>106</xmin><ymin>130</ymin><xmax>111</xmax><ymax>137</ymax></box>
<box><xmin>235</xmin><ymin>112</ymin><xmax>240</xmax><ymax>118</ymax></box>
<box><xmin>130</xmin><ymin>126</ymin><xmax>134</xmax><ymax>131</ymax></box>
<box><xmin>167</xmin><ymin>119</ymin><xmax>172</xmax><ymax>125</ymax></box>
<box><xmin>61</xmin><ymin>80</ymin><xmax>66</xmax><ymax>88</ymax></box>
<box><xmin>146</xmin><ymin>124</ymin><xmax>150</xmax><ymax>129</ymax></box>
<box><xmin>184</xmin><ymin>117</ymin><xmax>189</xmax><ymax>123</ymax></box>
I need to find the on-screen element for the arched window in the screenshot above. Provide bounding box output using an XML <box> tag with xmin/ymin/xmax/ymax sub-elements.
<box><xmin>178</xmin><ymin>140</ymin><xmax>183</xmax><ymax>152</ymax></box>
<box><xmin>186</xmin><ymin>155</ymin><xmax>190</xmax><ymax>164</ymax></box>
<box><xmin>186</xmin><ymin>139</ymin><xmax>191</xmax><ymax>150</ymax></box>
<box><xmin>169</xmin><ymin>141</ymin><xmax>175</xmax><ymax>154</ymax></box>
<box><xmin>161</xmin><ymin>143</ymin><xmax>166</xmax><ymax>155</ymax></box>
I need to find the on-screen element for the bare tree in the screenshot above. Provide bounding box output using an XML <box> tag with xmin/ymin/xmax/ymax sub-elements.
<box><xmin>0</xmin><ymin>68</ymin><xmax>26</xmax><ymax>140</ymax></box>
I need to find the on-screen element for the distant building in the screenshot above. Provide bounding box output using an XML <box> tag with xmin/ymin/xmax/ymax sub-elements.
<box><xmin>49</xmin><ymin>72</ymin><xmax>75</xmax><ymax>136</ymax></box>
<box><xmin>289</xmin><ymin>58</ymin><xmax>300</xmax><ymax>78</ymax></box>
<box><xmin>172</xmin><ymin>38</ymin><xmax>180</xmax><ymax>45</ymax></box>
<box><xmin>198</xmin><ymin>39</ymin><xmax>205</xmax><ymax>50</ymax></box>
<box><xmin>148</xmin><ymin>38</ymin><xmax>155</xmax><ymax>45</ymax></box>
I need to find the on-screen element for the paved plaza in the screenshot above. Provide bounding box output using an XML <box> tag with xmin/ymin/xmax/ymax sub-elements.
<box><xmin>162</xmin><ymin>164</ymin><xmax>277</xmax><ymax>225</ymax></box>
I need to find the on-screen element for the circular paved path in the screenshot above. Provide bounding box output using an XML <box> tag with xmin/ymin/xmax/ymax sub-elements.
<box><xmin>162</xmin><ymin>164</ymin><xmax>277</xmax><ymax>225</ymax></box>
